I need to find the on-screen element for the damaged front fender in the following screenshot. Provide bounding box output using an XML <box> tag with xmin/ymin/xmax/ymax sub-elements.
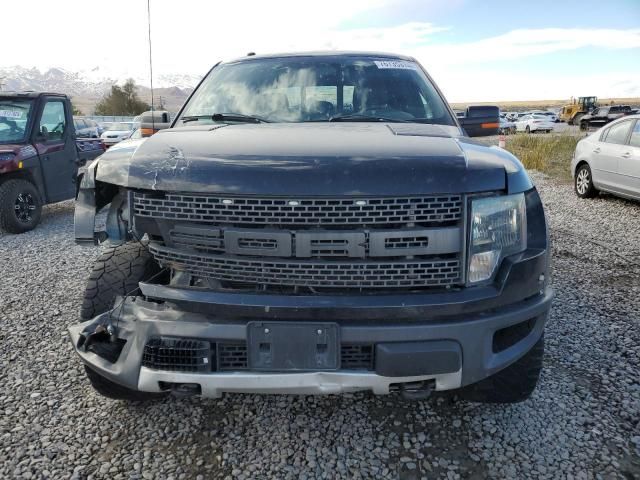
<box><xmin>74</xmin><ymin>158</ymin><xmax>132</xmax><ymax>246</ymax></box>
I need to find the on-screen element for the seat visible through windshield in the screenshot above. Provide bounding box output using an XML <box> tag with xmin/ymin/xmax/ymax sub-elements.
<box><xmin>180</xmin><ymin>56</ymin><xmax>455</xmax><ymax>125</ymax></box>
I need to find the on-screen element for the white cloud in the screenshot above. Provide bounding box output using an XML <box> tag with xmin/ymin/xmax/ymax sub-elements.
<box><xmin>416</xmin><ymin>28</ymin><xmax>640</xmax><ymax>66</ymax></box>
<box><xmin>0</xmin><ymin>0</ymin><xmax>638</xmax><ymax>102</ymax></box>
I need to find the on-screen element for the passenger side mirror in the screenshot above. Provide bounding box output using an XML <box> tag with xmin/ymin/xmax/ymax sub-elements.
<box><xmin>458</xmin><ymin>106</ymin><xmax>500</xmax><ymax>137</ymax></box>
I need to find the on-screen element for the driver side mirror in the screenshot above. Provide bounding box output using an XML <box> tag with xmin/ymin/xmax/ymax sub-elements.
<box><xmin>458</xmin><ymin>105</ymin><xmax>500</xmax><ymax>137</ymax></box>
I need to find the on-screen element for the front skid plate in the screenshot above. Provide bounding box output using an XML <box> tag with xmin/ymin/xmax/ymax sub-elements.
<box><xmin>137</xmin><ymin>367</ymin><xmax>463</xmax><ymax>397</ymax></box>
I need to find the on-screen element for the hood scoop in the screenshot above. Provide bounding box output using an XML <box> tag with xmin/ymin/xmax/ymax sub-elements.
<box><xmin>386</xmin><ymin>124</ymin><xmax>451</xmax><ymax>138</ymax></box>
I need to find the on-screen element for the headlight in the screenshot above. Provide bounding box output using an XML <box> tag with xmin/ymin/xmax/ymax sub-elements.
<box><xmin>468</xmin><ymin>193</ymin><xmax>526</xmax><ymax>284</ymax></box>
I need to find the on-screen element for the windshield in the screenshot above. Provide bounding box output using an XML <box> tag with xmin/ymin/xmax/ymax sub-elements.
<box><xmin>107</xmin><ymin>122</ymin><xmax>133</xmax><ymax>131</ymax></box>
<box><xmin>179</xmin><ymin>56</ymin><xmax>455</xmax><ymax>125</ymax></box>
<box><xmin>0</xmin><ymin>99</ymin><xmax>33</xmax><ymax>144</ymax></box>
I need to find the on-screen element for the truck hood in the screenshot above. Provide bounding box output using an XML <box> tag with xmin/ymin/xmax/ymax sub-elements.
<box><xmin>95</xmin><ymin>123</ymin><xmax>532</xmax><ymax>195</ymax></box>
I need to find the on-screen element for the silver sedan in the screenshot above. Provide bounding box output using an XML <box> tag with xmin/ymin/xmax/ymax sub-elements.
<box><xmin>571</xmin><ymin>114</ymin><xmax>640</xmax><ymax>201</ymax></box>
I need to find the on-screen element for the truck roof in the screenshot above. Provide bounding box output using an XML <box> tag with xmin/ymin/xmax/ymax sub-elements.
<box><xmin>0</xmin><ymin>91</ymin><xmax>69</xmax><ymax>99</ymax></box>
<box><xmin>225</xmin><ymin>50</ymin><xmax>414</xmax><ymax>63</ymax></box>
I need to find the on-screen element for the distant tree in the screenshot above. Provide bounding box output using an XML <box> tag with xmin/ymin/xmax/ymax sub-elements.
<box><xmin>69</xmin><ymin>97</ymin><xmax>83</xmax><ymax>116</ymax></box>
<box><xmin>94</xmin><ymin>79</ymin><xmax>150</xmax><ymax>115</ymax></box>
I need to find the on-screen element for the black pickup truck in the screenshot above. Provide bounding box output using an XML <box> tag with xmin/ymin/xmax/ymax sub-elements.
<box><xmin>70</xmin><ymin>52</ymin><xmax>552</xmax><ymax>405</ymax></box>
<box><xmin>0</xmin><ymin>92</ymin><xmax>105</xmax><ymax>233</ymax></box>
<box><xmin>579</xmin><ymin>105</ymin><xmax>633</xmax><ymax>131</ymax></box>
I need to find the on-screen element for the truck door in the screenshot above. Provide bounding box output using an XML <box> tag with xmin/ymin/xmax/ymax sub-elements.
<box><xmin>617</xmin><ymin>120</ymin><xmax>640</xmax><ymax>196</ymax></box>
<box><xmin>33</xmin><ymin>97</ymin><xmax>77</xmax><ymax>203</ymax></box>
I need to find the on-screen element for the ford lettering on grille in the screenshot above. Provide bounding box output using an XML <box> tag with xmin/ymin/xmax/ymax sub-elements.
<box><xmin>170</xmin><ymin>226</ymin><xmax>460</xmax><ymax>258</ymax></box>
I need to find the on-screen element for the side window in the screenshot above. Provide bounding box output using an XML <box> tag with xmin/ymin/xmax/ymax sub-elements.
<box><xmin>629</xmin><ymin>121</ymin><xmax>640</xmax><ymax>148</ymax></box>
<box><xmin>603</xmin><ymin>120</ymin><xmax>632</xmax><ymax>145</ymax></box>
<box><xmin>39</xmin><ymin>100</ymin><xmax>67</xmax><ymax>141</ymax></box>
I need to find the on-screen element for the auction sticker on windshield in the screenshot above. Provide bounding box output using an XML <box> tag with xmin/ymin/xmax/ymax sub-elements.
<box><xmin>0</xmin><ymin>110</ymin><xmax>23</xmax><ymax>119</ymax></box>
<box><xmin>374</xmin><ymin>60</ymin><xmax>418</xmax><ymax>70</ymax></box>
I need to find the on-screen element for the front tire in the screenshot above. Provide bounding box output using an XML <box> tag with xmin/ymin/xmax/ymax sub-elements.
<box><xmin>80</xmin><ymin>241</ymin><xmax>162</xmax><ymax>320</ymax></box>
<box><xmin>80</xmin><ymin>241</ymin><xmax>166</xmax><ymax>401</ymax></box>
<box><xmin>0</xmin><ymin>179</ymin><xmax>43</xmax><ymax>234</ymax></box>
<box><xmin>575</xmin><ymin>163</ymin><xmax>598</xmax><ymax>198</ymax></box>
<box><xmin>460</xmin><ymin>335</ymin><xmax>544</xmax><ymax>403</ymax></box>
<box><xmin>525</xmin><ymin>126</ymin><xmax>531</xmax><ymax>134</ymax></box>
<box><xmin>572</xmin><ymin>113</ymin><xmax>583</xmax><ymax>126</ymax></box>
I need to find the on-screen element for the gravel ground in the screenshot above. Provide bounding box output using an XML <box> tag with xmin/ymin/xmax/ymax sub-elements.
<box><xmin>1</xmin><ymin>174</ymin><xmax>639</xmax><ymax>479</ymax></box>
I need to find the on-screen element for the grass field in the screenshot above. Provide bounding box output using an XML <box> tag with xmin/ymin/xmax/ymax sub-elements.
<box><xmin>503</xmin><ymin>133</ymin><xmax>580</xmax><ymax>182</ymax></box>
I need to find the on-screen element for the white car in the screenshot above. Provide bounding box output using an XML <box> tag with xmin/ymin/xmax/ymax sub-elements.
<box><xmin>514</xmin><ymin>114</ymin><xmax>555</xmax><ymax>134</ymax></box>
<box><xmin>499</xmin><ymin>117</ymin><xmax>516</xmax><ymax>134</ymax></box>
<box><xmin>100</xmin><ymin>122</ymin><xmax>136</xmax><ymax>147</ymax></box>
<box><xmin>571</xmin><ymin>115</ymin><xmax>640</xmax><ymax>200</ymax></box>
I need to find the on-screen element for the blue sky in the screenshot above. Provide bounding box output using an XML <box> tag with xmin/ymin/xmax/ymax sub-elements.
<box><xmin>3</xmin><ymin>0</ymin><xmax>639</xmax><ymax>102</ymax></box>
<box><xmin>341</xmin><ymin>0</ymin><xmax>640</xmax><ymax>37</ymax></box>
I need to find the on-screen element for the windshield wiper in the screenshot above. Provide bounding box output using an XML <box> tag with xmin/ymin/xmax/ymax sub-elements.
<box><xmin>328</xmin><ymin>114</ymin><xmax>410</xmax><ymax>123</ymax></box>
<box><xmin>181</xmin><ymin>113</ymin><xmax>270</xmax><ymax>124</ymax></box>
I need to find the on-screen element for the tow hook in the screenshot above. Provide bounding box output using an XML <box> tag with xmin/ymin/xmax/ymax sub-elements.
<box><xmin>399</xmin><ymin>380</ymin><xmax>435</xmax><ymax>400</ymax></box>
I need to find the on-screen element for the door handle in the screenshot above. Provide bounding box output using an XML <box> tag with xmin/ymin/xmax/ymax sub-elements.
<box><xmin>621</xmin><ymin>152</ymin><xmax>631</xmax><ymax>158</ymax></box>
<box><xmin>593</xmin><ymin>148</ymin><xmax>600</xmax><ymax>154</ymax></box>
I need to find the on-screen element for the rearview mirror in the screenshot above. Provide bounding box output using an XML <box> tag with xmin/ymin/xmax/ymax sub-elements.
<box><xmin>458</xmin><ymin>105</ymin><xmax>500</xmax><ymax>137</ymax></box>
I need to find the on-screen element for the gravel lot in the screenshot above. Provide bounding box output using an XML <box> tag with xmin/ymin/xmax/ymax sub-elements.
<box><xmin>1</xmin><ymin>174</ymin><xmax>639</xmax><ymax>479</ymax></box>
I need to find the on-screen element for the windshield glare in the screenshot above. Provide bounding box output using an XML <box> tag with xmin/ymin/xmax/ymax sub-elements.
<box><xmin>0</xmin><ymin>100</ymin><xmax>33</xmax><ymax>143</ymax></box>
<box><xmin>180</xmin><ymin>56</ymin><xmax>455</xmax><ymax>125</ymax></box>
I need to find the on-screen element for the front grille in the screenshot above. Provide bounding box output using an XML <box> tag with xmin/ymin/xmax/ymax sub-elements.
<box><xmin>143</xmin><ymin>338</ymin><xmax>377</xmax><ymax>373</ymax></box>
<box><xmin>340</xmin><ymin>344</ymin><xmax>374</xmax><ymax>370</ymax></box>
<box><xmin>217</xmin><ymin>343</ymin><xmax>249</xmax><ymax>371</ymax></box>
<box><xmin>133</xmin><ymin>192</ymin><xmax>463</xmax><ymax>227</ymax></box>
<box><xmin>149</xmin><ymin>243</ymin><xmax>461</xmax><ymax>289</ymax></box>
<box><xmin>142</xmin><ymin>337</ymin><xmax>210</xmax><ymax>372</ymax></box>
<box><xmin>216</xmin><ymin>342</ymin><xmax>373</xmax><ymax>371</ymax></box>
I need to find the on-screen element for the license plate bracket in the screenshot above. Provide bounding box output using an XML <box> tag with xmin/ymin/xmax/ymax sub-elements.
<box><xmin>247</xmin><ymin>322</ymin><xmax>339</xmax><ymax>371</ymax></box>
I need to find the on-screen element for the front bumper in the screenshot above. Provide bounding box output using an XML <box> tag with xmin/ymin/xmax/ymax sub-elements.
<box><xmin>69</xmin><ymin>282</ymin><xmax>553</xmax><ymax>397</ymax></box>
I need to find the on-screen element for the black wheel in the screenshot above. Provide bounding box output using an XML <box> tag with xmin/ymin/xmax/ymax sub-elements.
<box><xmin>459</xmin><ymin>335</ymin><xmax>544</xmax><ymax>403</ymax></box>
<box><xmin>84</xmin><ymin>365</ymin><xmax>166</xmax><ymax>402</ymax></box>
<box><xmin>0</xmin><ymin>179</ymin><xmax>43</xmax><ymax>234</ymax></box>
<box><xmin>80</xmin><ymin>242</ymin><xmax>167</xmax><ymax>401</ymax></box>
<box><xmin>579</xmin><ymin>121</ymin><xmax>588</xmax><ymax>131</ymax></box>
<box><xmin>81</xmin><ymin>241</ymin><xmax>162</xmax><ymax>320</ymax></box>
<box><xmin>571</xmin><ymin>113</ymin><xmax>583</xmax><ymax>126</ymax></box>
<box><xmin>574</xmin><ymin>163</ymin><xmax>598</xmax><ymax>198</ymax></box>
<box><xmin>525</xmin><ymin>126</ymin><xmax>531</xmax><ymax>134</ymax></box>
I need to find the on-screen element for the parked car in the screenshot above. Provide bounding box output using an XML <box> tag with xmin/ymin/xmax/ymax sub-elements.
<box><xmin>499</xmin><ymin>117</ymin><xmax>516</xmax><ymax>134</ymax></box>
<box><xmin>515</xmin><ymin>114</ymin><xmax>555</xmax><ymax>133</ymax></box>
<box><xmin>578</xmin><ymin>105</ymin><xmax>633</xmax><ymax>131</ymax></box>
<box><xmin>0</xmin><ymin>92</ymin><xmax>105</xmax><ymax>233</ymax></box>
<box><xmin>71</xmin><ymin>51</ymin><xmax>550</xmax><ymax>405</ymax></box>
<box><xmin>100</xmin><ymin>122</ymin><xmax>136</xmax><ymax>147</ymax></box>
<box><xmin>571</xmin><ymin>115</ymin><xmax>640</xmax><ymax>200</ymax></box>
<box><xmin>74</xmin><ymin>117</ymin><xmax>101</xmax><ymax>138</ymax></box>
<box><xmin>539</xmin><ymin>111</ymin><xmax>558</xmax><ymax>123</ymax></box>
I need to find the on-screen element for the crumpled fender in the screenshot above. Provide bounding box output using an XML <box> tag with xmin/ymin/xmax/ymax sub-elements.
<box><xmin>74</xmin><ymin>156</ymin><xmax>133</xmax><ymax>246</ymax></box>
<box><xmin>74</xmin><ymin>160</ymin><xmax>100</xmax><ymax>244</ymax></box>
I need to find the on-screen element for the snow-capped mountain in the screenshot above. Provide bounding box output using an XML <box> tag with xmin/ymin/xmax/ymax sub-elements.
<box><xmin>0</xmin><ymin>66</ymin><xmax>199</xmax><ymax>114</ymax></box>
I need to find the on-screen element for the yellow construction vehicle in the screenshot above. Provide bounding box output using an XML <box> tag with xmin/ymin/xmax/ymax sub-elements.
<box><xmin>559</xmin><ymin>96</ymin><xmax>597</xmax><ymax>125</ymax></box>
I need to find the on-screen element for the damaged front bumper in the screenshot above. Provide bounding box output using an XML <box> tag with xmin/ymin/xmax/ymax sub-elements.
<box><xmin>68</xmin><ymin>281</ymin><xmax>553</xmax><ymax>398</ymax></box>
